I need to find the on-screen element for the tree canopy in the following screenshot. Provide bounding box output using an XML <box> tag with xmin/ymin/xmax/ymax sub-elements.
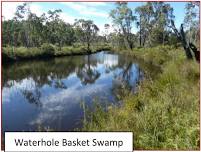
<box><xmin>2</xmin><ymin>2</ymin><xmax>200</xmax><ymax>56</ymax></box>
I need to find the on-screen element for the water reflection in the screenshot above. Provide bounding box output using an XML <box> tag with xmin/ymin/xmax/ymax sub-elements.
<box><xmin>2</xmin><ymin>51</ymin><xmax>143</xmax><ymax>132</ymax></box>
<box><xmin>77</xmin><ymin>56</ymin><xmax>100</xmax><ymax>85</ymax></box>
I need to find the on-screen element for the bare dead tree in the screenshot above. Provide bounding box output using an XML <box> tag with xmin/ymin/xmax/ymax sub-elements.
<box><xmin>170</xmin><ymin>20</ymin><xmax>199</xmax><ymax>62</ymax></box>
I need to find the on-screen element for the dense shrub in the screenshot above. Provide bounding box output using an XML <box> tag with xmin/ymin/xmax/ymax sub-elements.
<box><xmin>41</xmin><ymin>43</ymin><xmax>55</xmax><ymax>56</ymax></box>
<box><xmin>2</xmin><ymin>44</ymin><xmax>112</xmax><ymax>62</ymax></box>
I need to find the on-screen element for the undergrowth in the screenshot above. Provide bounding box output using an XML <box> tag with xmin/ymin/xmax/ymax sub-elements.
<box><xmin>82</xmin><ymin>45</ymin><xmax>200</xmax><ymax>150</ymax></box>
<box><xmin>2</xmin><ymin>43</ymin><xmax>111</xmax><ymax>62</ymax></box>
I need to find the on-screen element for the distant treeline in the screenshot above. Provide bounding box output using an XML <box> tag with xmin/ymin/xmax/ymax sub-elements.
<box><xmin>2</xmin><ymin>2</ymin><xmax>199</xmax><ymax>50</ymax></box>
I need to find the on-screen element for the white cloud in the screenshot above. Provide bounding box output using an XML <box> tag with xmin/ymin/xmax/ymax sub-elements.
<box><xmin>81</xmin><ymin>2</ymin><xmax>107</xmax><ymax>6</ymax></box>
<box><xmin>2</xmin><ymin>2</ymin><xmax>113</xmax><ymax>34</ymax></box>
<box><xmin>60</xmin><ymin>2</ymin><xmax>111</xmax><ymax>32</ymax></box>
<box><xmin>2</xmin><ymin>2</ymin><xmax>44</xmax><ymax>20</ymax></box>
<box><xmin>61</xmin><ymin>2</ymin><xmax>108</xmax><ymax>18</ymax></box>
<box><xmin>60</xmin><ymin>13</ymin><xmax>76</xmax><ymax>24</ymax></box>
<box><xmin>30</xmin><ymin>80</ymin><xmax>109</xmax><ymax>125</ymax></box>
<box><xmin>2</xmin><ymin>2</ymin><xmax>23</xmax><ymax>20</ymax></box>
<box><xmin>98</xmin><ymin>20</ymin><xmax>115</xmax><ymax>35</ymax></box>
<box><xmin>30</xmin><ymin>4</ymin><xmax>43</xmax><ymax>17</ymax></box>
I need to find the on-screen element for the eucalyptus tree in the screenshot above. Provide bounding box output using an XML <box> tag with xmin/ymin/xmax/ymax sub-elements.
<box><xmin>11</xmin><ymin>2</ymin><xmax>44</xmax><ymax>47</ymax></box>
<box><xmin>135</xmin><ymin>3</ymin><xmax>154</xmax><ymax>47</ymax></box>
<box><xmin>110</xmin><ymin>2</ymin><xmax>136</xmax><ymax>50</ymax></box>
<box><xmin>57</xmin><ymin>21</ymin><xmax>75</xmax><ymax>47</ymax></box>
<box><xmin>45</xmin><ymin>10</ymin><xmax>76</xmax><ymax>48</ymax></box>
<box><xmin>184</xmin><ymin>2</ymin><xmax>199</xmax><ymax>45</ymax></box>
<box><xmin>74</xmin><ymin>19</ymin><xmax>99</xmax><ymax>52</ymax></box>
<box><xmin>14</xmin><ymin>2</ymin><xmax>33</xmax><ymax>47</ymax></box>
<box><xmin>2</xmin><ymin>20</ymin><xmax>21</xmax><ymax>47</ymax></box>
<box><xmin>104</xmin><ymin>24</ymin><xmax>110</xmax><ymax>42</ymax></box>
<box><xmin>149</xmin><ymin>2</ymin><xmax>174</xmax><ymax>45</ymax></box>
<box><xmin>45</xmin><ymin>9</ymin><xmax>62</xmax><ymax>46</ymax></box>
<box><xmin>2</xmin><ymin>3</ymin><xmax>31</xmax><ymax>52</ymax></box>
<box><xmin>27</xmin><ymin>12</ymin><xmax>44</xmax><ymax>47</ymax></box>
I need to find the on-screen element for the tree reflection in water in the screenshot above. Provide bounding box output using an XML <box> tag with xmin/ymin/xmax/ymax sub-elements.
<box><xmin>22</xmin><ymin>88</ymin><xmax>42</xmax><ymax>107</ymax></box>
<box><xmin>2</xmin><ymin>52</ymin><xmax>143</xmax><ymax>107</ymax></box>
<box><xmin>2</xmin><ymin>51</ymin><xmax>144</xmax><ymax>132</ymax></box>
<box><xmin>77</xmin><ymin>55</ymin><xmax>100</xmax><ymax>85</ymax></box>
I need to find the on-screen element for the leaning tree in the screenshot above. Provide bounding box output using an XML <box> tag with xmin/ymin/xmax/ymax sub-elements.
<box><xmin>170</xmin><ymin>20</ymin><xmax>199</xmax><ymax>61</ymax></box>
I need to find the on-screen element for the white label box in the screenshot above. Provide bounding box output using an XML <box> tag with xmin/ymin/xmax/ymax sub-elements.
<box><xmin>5</xmin><ymin>132</ymin><xmax>133</xmax><ymax>152</ymax></box>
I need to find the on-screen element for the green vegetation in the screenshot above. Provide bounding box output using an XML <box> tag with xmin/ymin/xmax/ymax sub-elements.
<box><xmin>2</xmin><ymin>43</ymin><xmax>111</xmax><ymax>62</ymax></box>
<box><xmin>2</xmin><ymin>1</ymin><xmax>200</xmax><ymax>150</ymax></box>
<box><xmin>82</xmin><ymin>45</ymin><xmax>199</xmax><ymax>150</ymax></box>
<box><xmin>2</xmin><ymin>2</ymin><xmax>199</xmax><ymax>62</ymax></box>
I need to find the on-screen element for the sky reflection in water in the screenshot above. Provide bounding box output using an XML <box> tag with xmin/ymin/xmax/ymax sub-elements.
<box><xmin>2</xmin><ymin>51</ymin><xmax>143</xmax><ymax>132</ymax></box>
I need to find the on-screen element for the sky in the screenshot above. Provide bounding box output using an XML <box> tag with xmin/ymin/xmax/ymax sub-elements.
<box><xmin>2</xmin><ymin>2</ymin><xmax>188</xmax><ymax>34</ymax></box>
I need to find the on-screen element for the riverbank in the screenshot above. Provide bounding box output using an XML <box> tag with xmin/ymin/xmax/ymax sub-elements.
<box><xmin>2</xmin><ymin>45</ymin><xmax>199</xmax><ymax>149</ymax></box>
<box><xmin>2</xmin><ymin>43</ymin><xmax>111</xmax><ymax>63</ymax></box>
<box><xmin>82</xmin><ymin>45</ymin><xmax>200</xmax><ymax>150</ymax></box>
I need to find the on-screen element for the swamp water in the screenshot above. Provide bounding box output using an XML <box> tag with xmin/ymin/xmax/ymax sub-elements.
<box><xmin>2</xmin><ymin>51</ymin><xmax>144</xmax><ymax>132</ymax></box>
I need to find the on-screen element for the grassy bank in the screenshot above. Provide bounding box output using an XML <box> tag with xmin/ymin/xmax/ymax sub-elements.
<box><xmin>82</xmin><ymin>46</ymin><xmax>200</xmax><ymax>150</ymax></box>
<box><xmin>2</xmin><ymin>43</ymin><xmax>111</xmax><ymax>62</ymax></box>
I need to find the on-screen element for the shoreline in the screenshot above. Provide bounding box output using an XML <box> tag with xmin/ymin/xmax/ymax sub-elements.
<box><xmin>82</xmin><ymin>45</ymin><xmax>199</xmax><ymax>150</ymax></box>
<box><xmin>2</xmin><ymin>45</ymin><xmax>111</xmax><ymax>63</ymax></box>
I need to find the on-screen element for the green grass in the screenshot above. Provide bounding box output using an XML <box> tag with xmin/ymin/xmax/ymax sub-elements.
<box><xmin>82</xmin><ymin>45</ymin><xmax>199</xmax><ymax>150</ymax></box>
<box><xmin>2</xmin><ymin>43</ymin><xmax>111</xmax><ymax>62</ymax></box>
<box><xmin>2</xmin><ymin>46</ymin><xmax>46</xmax><ymax>60</ymax></box>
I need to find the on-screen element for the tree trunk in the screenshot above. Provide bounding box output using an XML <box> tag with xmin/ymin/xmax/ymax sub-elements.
<box><xmin>87</xmin><ymin>42</ymin><xmax>91</xmax><ymax>54</ymax></box>
<box><xmin>189</xmin><ymin>42</ymin><xmax>200</xmax><ymax>61</ymax></box>
<box><xmin>121</xmin><ymin>25</ymin><xmax>133</xmax><ymax>50</ymax></box>
<box><xmin>139</xmin><ymin>16</ymin><xmax>142</xmax><ymax>47</ymax></box>
<box><xmin>142</xmin><ymin>33</ymin><xmax>146</xmax><ymax>47</ymax></box>
<box><xmin>170</xmin><ymin>20</ymin><xmax>199</xmax><ymax>61</ymax></box>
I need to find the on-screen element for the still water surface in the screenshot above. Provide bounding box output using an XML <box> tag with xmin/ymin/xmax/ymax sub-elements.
<box><xmin>2</xmin><ymin>51</ymin><xmax>143</xmax><ymax>132</ymax></box>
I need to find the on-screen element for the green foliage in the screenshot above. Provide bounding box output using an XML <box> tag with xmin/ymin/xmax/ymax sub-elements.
<box><xmin>2</xmin><ymin>2</ymin><xmax>199</xmax><ymax>149</ymax></box>
<box><xmin>2</xmin><ymin>4</ymin><xmax>77</xmax><ymax>48</ymax></box>
<box><xmin>74</xmin><ymin>19</ymin><xmax>99</xmax><ymax>51</ymax></box>
<box><xmin>2</xmin><ymin>2</ymin><xmax>199</xmax><ymax>55</ymax></box>
<box><xmin>41</xmin><ymin>43</ymin><xmax>55</xmax><ymax>56</ymax></box>
<box><xmin>82</xmin><ymin>46</ymin><xmax>199</xmax><ymax>150</ymax></box>
<box><xmin>183</xmin><ymin>2</ymin><xmax>199</xmax><ymax>47</ymax></box>
<box><xmin>2</xmin><ymin>47</ymin><xmax>43</xmax><ymax>60</ymax></box>
<box><xmin>110</xmin><ymin>2</ymin><xmax>136</xmax><ymax>49</ymax></box>
<box><xmin>167</xmin><ymin>33</ymin><xmax>181</xmax><ymax>47</ymax></box>
<box><xmin>2</xmin><ymin>44</ymin><xmax>111</xmax><ymax>62</ymax></box>
<box><xmin>134</xmin><ymin>2</ymin><xmax>175</xmax><ymax>47</ymax></box>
